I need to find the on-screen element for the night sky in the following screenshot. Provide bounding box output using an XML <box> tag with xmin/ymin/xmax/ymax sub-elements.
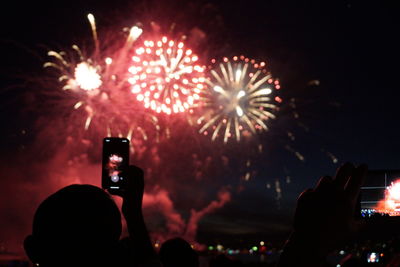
<box><xmin>1</xmin><ymin>0</ymin><xmax>399</xmax><ymax>253</ymax></box>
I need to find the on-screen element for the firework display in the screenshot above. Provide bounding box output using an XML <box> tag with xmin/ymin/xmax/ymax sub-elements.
<box><xmin>0</xmin><ymin>3</ymin><xmax>353</xmax><ymax>256</ymax></box>
<box><xmin>40</xmin><ymin>12</ymin><xmax>337</xmax><ymax>203</ymax></box>
<box><xmin>128</xmin><ymin>36</ymin><xmax>206</xmax><ymax>114</ymax></box>
<box><xmin>45</xmin><ymin>14</ymin><xmax>142</xmax><ymax>93</ymax></box>
<box><xmin>195</xmin><ymin>56</ymin><xmax>281</xmax><ymax>143</ymax></box>
<box><xmin>43</xmin><ymin>14</ymin><xmax>284</xmax><ymax>145</ymax></box>
<box><xmin>41</xmin><ymin>13</ymin><xmax>293</xmax><ymax>215</ymax></box>
<box><xmin>38</xmin><ymin>12</ymin><xmax>337</xmax><ymax>177</ymax></box>
<box><xmin>43</xmin><ymin>14</ymin><xmax>163</xmax><ymax>143</ymax></box>
<box><xmin>43</xmin><ymin>14</ymin><xmax>142</xmax><ymax>113</ymax></box>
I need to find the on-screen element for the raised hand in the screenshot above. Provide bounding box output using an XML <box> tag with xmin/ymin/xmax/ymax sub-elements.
<box><xmin>278</xmin><ymin>163</ymin><xmax>368</xmax><ymax>267</ymax></box>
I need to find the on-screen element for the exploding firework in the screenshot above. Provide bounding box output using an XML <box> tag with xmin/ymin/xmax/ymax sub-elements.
<box><xmin>195</xmin><ymin>56</ymin><xmax>281</xmax><ymax>143</ymax></box>
<box><xmin>43</xmin><ymin>14</ymin><xmax>162</xmax><ymax>144</ymax></box>
<box><xmin>45</xmin><ymin>14</ymin><xmax>142</xmax><ymax>94</ymax></box>
<box><xmin>128</xmin><ymin>36</ymin><xmax>206</xmax><ymax>114</ymax></box>
<box><xmin>373</xmin><ymin>179</ymin><xmax>400</xmax><ymax>216</ymax></box>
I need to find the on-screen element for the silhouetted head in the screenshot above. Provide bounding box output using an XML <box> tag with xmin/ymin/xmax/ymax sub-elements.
<box><xmin>24</xmin><ymin>184</ymin><xmax>121</xmax><ymax>267</ymax></box>
<box><xmin>159</xmin><ymin>237</ymin><xmax>199</xmax><ymax>267</ymax></box>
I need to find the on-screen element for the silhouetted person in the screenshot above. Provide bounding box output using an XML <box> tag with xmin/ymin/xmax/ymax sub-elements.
<box><xmin>24</xmin><ymin>165</ymin><xmax>159</xmax><ymax>267</ymax></box>
<box><xmin>278</xmin><ymin>163</ymin><xmax>368</xmax><ymax>267</ymax></box>
<box><xmin>158</xmin><ymin>237</ymin><xmax>199</xmax><ymax>267</ymax></box>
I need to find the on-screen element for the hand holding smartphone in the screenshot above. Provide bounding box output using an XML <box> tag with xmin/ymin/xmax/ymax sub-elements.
<box><xmin>101</xmin><ymin>139</ymin><xmax>156</xmax><ymax>263</ymax></box>
<box><xmin>102</xmin><ymin>137</ymin><xmax>130</xmax><ymax>195</ymax></box>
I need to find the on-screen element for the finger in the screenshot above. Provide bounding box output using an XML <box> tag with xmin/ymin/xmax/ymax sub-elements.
<box><xmin>297</xmin><ymin>188</ymin><xmax>314</xmax><ymax>202</ymax></box>
<box><xmin>333</xmin><ymin>162</ymin><xmax>355</xmax><ymax>189</ymax></box>
<box><xmin>126</xmin><ymin>165</ymin><xmax>144</xmax><ymax>184</ymax></box>
<box><xmin>315</xmin><ymin>176</ymin><xmax>333</xmax><ymax>192</ymax></box>
<box><xmin>345</xmin><ymin>164</ymin><xmax>368</xmax><ymax>202</ymax></box>
<box><xmin>127</xmin><ymin>164</ymin><xmax>144</xmax><ymax>176</ymax></box>
<box><xmin>294</xmin><ymin>188</ymin><xmax>315</xmax><ymax>230</ymax></box>
<box><xmin>122</xmin><ymin>165</ymin><xmax>144</xmax><ymax>197</ymax></box>
<box><xmin>296</xmin><ymin>188</ymin><xmax>314</xmax><ymax>209</ymax></box>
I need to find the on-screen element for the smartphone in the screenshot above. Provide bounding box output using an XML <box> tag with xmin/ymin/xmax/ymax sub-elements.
<box><xmin>102</xmin><ymin>137</ymin><xmax>130</xmax><ymax>194</ymax></box>
<box><xmin>359</xmin><ymin>170</ymin><xmax>400</xmax><ymax>218</ymax></box>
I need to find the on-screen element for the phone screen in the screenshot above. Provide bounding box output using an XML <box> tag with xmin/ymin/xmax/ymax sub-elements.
<box><xmin>360</xmin><ymin>170</ymin><xmax>400</xmax><ymax>217</ymax></box>
<box><xmin>102</xmin><ymin>137</ymin><xmax>129</xmax><ymax>193</ymax></box>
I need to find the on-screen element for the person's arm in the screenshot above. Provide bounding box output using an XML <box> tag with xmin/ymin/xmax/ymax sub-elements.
<box><xmin>121</xmin><ymin>165</ymin><xmax>159</xmax><ymax>266</ymax></box>
<box><xmin>278</xmin><ymin>163</ymin><xmax>368</xmax><ymax>267</ymax></box>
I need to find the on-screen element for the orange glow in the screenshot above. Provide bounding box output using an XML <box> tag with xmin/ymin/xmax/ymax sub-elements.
<box><xmin>374</xmin><ymin>179</ymin><xmax>400</xmax><ymax>216</ymax></box>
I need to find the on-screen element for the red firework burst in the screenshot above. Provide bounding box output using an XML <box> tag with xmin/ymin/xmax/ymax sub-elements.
<box><xmin>128</xmin><ymin>36</ymin><xmax>205</xmax><ymax>115</ymax></box>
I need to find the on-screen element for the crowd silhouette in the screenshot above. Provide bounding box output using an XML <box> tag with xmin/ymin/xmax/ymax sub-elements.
<box><xmin>22</xmin><ymin>163</ymin><xmax>400</xmax><ymax>267</ymax></box>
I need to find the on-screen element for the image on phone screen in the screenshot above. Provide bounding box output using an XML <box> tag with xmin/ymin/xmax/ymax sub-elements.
<box><xmin>102</xmin><ymin>137</ymin><xmax>129</xmax><ymax>192</ymax></box>
<box><xmin>360</xmin><ymin>170</ymin><xmax>400</xmax><ymax>217</ymax></box>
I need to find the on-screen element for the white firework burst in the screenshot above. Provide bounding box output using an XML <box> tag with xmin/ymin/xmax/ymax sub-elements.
<box><xmin>196</xmin><ymin>56</ymin><xmax>282</xmax><ymax>143</ymax></box>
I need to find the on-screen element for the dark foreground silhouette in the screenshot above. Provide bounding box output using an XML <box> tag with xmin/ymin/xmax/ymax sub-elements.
<box><xmin>24</xmin><ymin>165</ymin><xmax>159</xmax><ymax>267</ymax></box>
<box><xmin>278</xmin><ymin>163</ymin><xmax>400</xmax><ymax>267</ymax></box>
<box><xmin>159</xmin><ymin>237</ymin><xmax>199</xmax><ymax>267</ymax></box>
<box><xmin>24</xmin><ymin>162</ymin><xmax>400</xmax><ymax>267</ymax></box>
